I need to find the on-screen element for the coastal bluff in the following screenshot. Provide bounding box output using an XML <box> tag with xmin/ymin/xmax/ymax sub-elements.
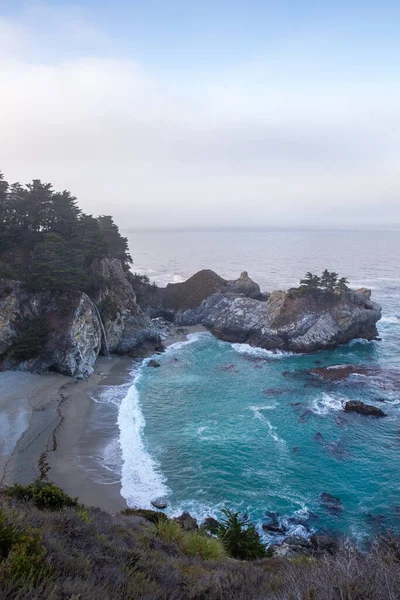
<box><xmin>0</xmin><ymin>267</ymin><xmax>382</xmax><ymax>377</ymax></box>
<box><xmin>133</xmin><ymin>269</ymin><xmax>382</xmax><ymax>353</ymax></box>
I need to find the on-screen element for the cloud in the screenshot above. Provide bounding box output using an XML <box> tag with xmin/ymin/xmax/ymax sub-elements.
<box><xmin>0</xmin><ymin>3</ymin><xmax>399</xmax><ymax>229</ymax></box>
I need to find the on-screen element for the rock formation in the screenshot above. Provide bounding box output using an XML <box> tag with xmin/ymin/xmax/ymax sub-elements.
<box><xmin>0</xmin><ymin>280</ymin><xmax>101</xmax><ymax>378</ymax></box>
<box><xmin>0</xmin><ymin>259</ymin><xmax>162</xmax><ymax>377</ymax></box>
<box><xmin>174</xmin><ymin>284</ymin><xmax>382</xmax><ymax>352</ymax></box>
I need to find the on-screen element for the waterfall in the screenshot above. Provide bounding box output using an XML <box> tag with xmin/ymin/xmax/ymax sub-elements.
<box><xmin>93</xmin><ymin>302</ymin><xmax>111</xmax><ymax>358</ymax></box>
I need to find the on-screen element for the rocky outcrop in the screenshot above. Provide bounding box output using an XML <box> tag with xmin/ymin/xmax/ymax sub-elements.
<box><xmin>344</xmin><ymin>400</ymin><xmax>386</xmax><ymax>417</ymax></box>
<box><xmin>0</xmin><ymin>280</ymin><xmax>101</xmax><ymax>378</ymax></box>
<box><xmin>131</xmin><ymin>269</ymin><xmax>263</xmax><ymax>317</ymax></box>
<box><xmin>95</xmin><ymin>259</ymin><xmax>162</xmax><ymax>357</ymax></box>
<box><xmin>0</xmin><ymin>260</ymin><xmax>163</xmax><ymax>377</ymax></box>
<box><xmin>225</xmin><ymin>271</ymin><xmax>261</xmax><ymax>299</ymax></box>
<box><xmin>175</xmin><ymin>286</ymin><xmax>382</xmax><ymax>352</ymax></box>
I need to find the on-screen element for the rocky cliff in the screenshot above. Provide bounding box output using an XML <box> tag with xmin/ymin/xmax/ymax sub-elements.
<box><xmin>0</xmin><ymin>259</ymin><xmax>162</xmax><ymax>377</ymax></box>
<box><xmin>0</xmin><ymin>280</ymin><xmax>101</xmax><ymax>378</ymax></box>
<box><xmin>133</xmin><ymin>270</ymin><xmax>382</xmax><ymax>353</ymax></box>
<box><xmin>177</xmin><ymin>287</ymin><xmax>381</xmax><ymax>352</ymax></box>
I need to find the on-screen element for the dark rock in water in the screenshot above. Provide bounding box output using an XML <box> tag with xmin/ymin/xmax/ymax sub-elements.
<box><xmin>151</xmin><ymin>499</ymin><xmax>168</xmax><ymax>509</ymax></box>
<box><xmin>282</xmin><ymin>371</ymin><xmax>291</xmax><ymax>377</ymax></box>
<box><xmin>314</xmin><ymin>360</ymin><xmax>322</xmax><ymax>365</ymax></box>
<box><xmin>262</xmin><ymin>388</ymin><xmax>284</xmax><ymax>396</ymax></box>
<box><xmin>293</xmin><ymin>447</ymin><xmax>300</xmax><ymax>453</ymax></box>
<box><xmin>262</xmin><ymin>523</ymin><xmax>286</xmax><ymax>534</ymax></box>
<box><xmin>174</xmin><ymin>512</ymin><xmax>198</xmax><ymax>531</ymax></box>
<box><xmin>298</xmin><ymin>409</ymin><xmax>312</xmax><ymax>423</ymax></box>
<box><xmin>307</xmin><ymin>364</ymin><xmax>400</xmax><ymax>392</ymax></box>
<box><xmin>148</xmin><ymin>359</ymin><xmax>161</xmax><ymax>368</ymax></box>
<box><xmin>314</xmin><ymin>432</ymin><xmax>324</xmax><ymax>442</ymax></box>
<box><xmin>344</xmin><ymin>400</ymin><xmax>386</xmax><ymax>417</ymax></box>
<box><xmin>202</xmin><ymin>516</ymin><xmax>220</xmax><ymax>534</ymax></box>
<box><xmin>320</xmin><ymin>492</ymin><xmax>343</xmax><ymax>515</ymax></box>
<box><xmin>310</xmin><ymin>534</ymin><xmax>338</xmax><ymax>553</ymax></box>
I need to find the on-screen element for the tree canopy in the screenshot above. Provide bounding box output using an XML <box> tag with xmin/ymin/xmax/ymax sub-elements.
<box><xmin>0</xmin><ymin>171</ymin><xmax>132</xmax><ymax>294</ymax></box>
<box><xmin>297</xmin><ymin>270</ymin><xmax>349</xmax><ymax>294</ymax></box>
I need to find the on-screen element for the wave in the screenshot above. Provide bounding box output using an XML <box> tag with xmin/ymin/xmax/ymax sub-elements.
<box><xmin>118</xmin><ymin>366</ymin><xmax>170</xmax><ymax>508</ymax></box>
<box><xmin>311</xmin><ymin>393</ymin><xmax>343</xmax><ymax>415</ymax></box>
<box><xmin>165</xmin><ymin>331</ymin><xmax>210</xmax><ymax>353</ymax></box>
<box><xmin>231</xmin><ymin>343</ymin><xmax>295</xmax><ymax>359</ymax></box>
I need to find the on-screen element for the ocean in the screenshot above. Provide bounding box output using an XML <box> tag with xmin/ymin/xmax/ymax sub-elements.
<box><xmin>87</xmin><ymin>230</ymin><xmax>400</xmax><ymax>544</ymax></box>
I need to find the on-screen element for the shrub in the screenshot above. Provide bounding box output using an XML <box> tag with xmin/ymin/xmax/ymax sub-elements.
<box><xmin>7</xmin><ymin>481</ymin><xmax>78</xmax><ymax>511</ymax></box>
<box><xmin>182</xmin><ymin>532</ymin><xmax>226</xmax><ymax>561</ymax></box>
<box><xmin>155</xmin><ymin>519</ymin><xmax>185</xmax><ymax>545</ymax></box>
<box><xmin>216</xmin><ymin>509</ymin><xmax>267</xmax><ymax>560</ymax></box>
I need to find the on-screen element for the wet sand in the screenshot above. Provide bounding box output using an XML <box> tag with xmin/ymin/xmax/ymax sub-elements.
<box><xmin>0</xmin><ymin>324</ymin><xmax>207</xmax><ymax>513</ymax></box>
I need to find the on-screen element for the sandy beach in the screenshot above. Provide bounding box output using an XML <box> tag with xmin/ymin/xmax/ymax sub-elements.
<box><xmin>0</xmin><ymin>324</ymin><xmax>206</xmax><ymax>513</ymax></box>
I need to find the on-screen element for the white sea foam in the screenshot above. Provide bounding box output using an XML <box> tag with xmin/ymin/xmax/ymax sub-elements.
<box><xmin>311</xmin><ymin>393</ymin><xmax>343</xmax><ymax>415</ymax></box>
<box><xmin>380</xmin><ymin>315</ymin><xmax>400</xmax><ymax>324</ymax></box>
<box><xmin>165</xmin><ymin>331</ymin><xmax>210</xmax><ymax>353</ymax></box>
<box><xmin>231</xmin><ymin>343</ymin><xmax>295</xmax><ymax>359</ymax></box>
<box><xmin>249</xmin><ymin>404</ymin><xmax>277</xmax><ymax>420</ymax></box>
<box><xmin>264</xmin><ymin>418</ymin><xmax>286</xmax><ymax>446</ymax></box>
<box><xmin>118</xmin><ymin>367</ymin><xmax>170</xmax><ymax>508</ymax></box>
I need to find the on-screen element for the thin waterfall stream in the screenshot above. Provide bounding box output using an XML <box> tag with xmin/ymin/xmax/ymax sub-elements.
<box><xmin>93</xmin><ymin>303</ymin><xmax>111</xmax><ymax>358</ymax></box>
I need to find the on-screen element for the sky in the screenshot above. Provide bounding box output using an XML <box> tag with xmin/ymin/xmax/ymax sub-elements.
<box><xmin>0</xmin><ymin>1</ymin><xmax>399</xmax><ymax>230</ymax></box>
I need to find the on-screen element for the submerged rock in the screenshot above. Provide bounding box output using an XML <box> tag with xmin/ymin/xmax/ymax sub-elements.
<box><xmin>344</xmin><ymin>400</ymin><xmax>387</xmax><ymax>417</ymax></box>
<box><xmin>307</xmin><ymin>364</ymin><xmax>400</xmax><ymax>391</ymax></box>
<box><xmin>320</xmin><ymin>492</ymin><xmax>343</xmax><ymax>516</ymax></box>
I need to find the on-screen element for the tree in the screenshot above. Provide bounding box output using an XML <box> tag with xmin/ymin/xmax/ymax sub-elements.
<box><xmin>26</xmin><ymin>233</ymin><xmax>88</xmax><ymax>291</ymax></box>
<box><xmin>97</xmin><ymin>215</ymin><xmax>132</xmax><ymax>268</ymax></box>
<box><xmin>336</xmin><ymin>276</ymin><xmax>349</xmax><ymax>292</ymax></box>
<box><xmin>320</xmin><ymin>269</ymin><xmax>338</xmax><ymax>292</ymax></box>
<box><xmin>216</xmin><ymin>509</ymin><xmax>267</xmax><ymax>560</ymax></box>
<box><xmin>299</xmin><ymin>272</ymin><xmax>321</xmax><ymax>289</ymax></box>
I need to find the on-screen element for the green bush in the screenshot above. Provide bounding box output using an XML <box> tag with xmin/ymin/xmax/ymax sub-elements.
<box><xmin>155</xmin><ymin>519</ymin><xmax>185</xmax><ymax>545</ymax></box>
<box><xmin>216</xmin><ymin>509</ymin><xmax>267</xmax><ymax>560</ymax></box>
<box><xmin>7</xmin><ymin>481</ymin><xmax>78</xmax><ymax>511</ymax></box>
<box><xmin>182</xmin><ymin>532</ymin><xmax>226</xmax><ymax>561</ymax></box>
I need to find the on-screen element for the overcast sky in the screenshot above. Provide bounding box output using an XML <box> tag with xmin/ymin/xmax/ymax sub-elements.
<box><xmin>0</xmin><ymin>1</ymin><xmax>399</xmax><ymax>229</ymax></box>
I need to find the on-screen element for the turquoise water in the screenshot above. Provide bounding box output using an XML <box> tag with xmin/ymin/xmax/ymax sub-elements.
<box><xmin>98</xmin><ymin>230</ymin><xmax>400</xmax><ymax>543</ymax></box>
<box><xmin>126</xmin><ymin>332</ymin><xmax>399</xmax><ymax>543</ymax></box>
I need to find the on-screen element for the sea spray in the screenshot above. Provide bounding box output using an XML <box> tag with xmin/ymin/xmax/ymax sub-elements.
<box><xmin>118</xmin><ymin>363</ymin><xmax>170</xmax><ymax>508</ymax></box>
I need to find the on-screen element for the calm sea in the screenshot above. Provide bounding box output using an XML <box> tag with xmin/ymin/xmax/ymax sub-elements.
<box><xmin>93</xmin><ymin>230</ymin><xmax>400</xmax><ymax>543</ymax></box>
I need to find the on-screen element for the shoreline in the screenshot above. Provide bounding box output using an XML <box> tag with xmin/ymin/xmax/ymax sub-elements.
<box><xmin>0</xmin><ymin>324</ymin><xmax>207</xmax><ymax>514</ymax></box>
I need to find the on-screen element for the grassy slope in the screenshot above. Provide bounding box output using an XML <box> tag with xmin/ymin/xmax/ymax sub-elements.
<box><xmin>0</xmin><ymin>487</ymin><xmax>400</xmax><ymax>600</ymax></box>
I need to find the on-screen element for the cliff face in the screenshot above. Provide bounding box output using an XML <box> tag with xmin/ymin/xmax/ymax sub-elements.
<box><xmin>0</xmin><ymin>280</ymin><xmax>101</xmax><ymax>378</ymax></box>
<box><xmin>0</xmin><ymin>259</ymin><xmax>162</xmax><ymax>377</ymax></box>
<box><xmin>95</xmin><ymin>259</ymin><xmax>162</xmax><ymax>356</ymax></box>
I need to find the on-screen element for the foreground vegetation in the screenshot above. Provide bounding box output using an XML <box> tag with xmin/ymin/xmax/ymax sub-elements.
<box><xmin>1</xmin><ymin>482</ymin><xmax>400</xmax><ymax>599</ymax></box>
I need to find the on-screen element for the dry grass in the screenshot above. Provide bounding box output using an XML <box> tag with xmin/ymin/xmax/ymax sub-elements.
<box><xmin>1</xmin><ymin>486</ymin><xmax>400</xmax><ymax>599</ymax></box>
